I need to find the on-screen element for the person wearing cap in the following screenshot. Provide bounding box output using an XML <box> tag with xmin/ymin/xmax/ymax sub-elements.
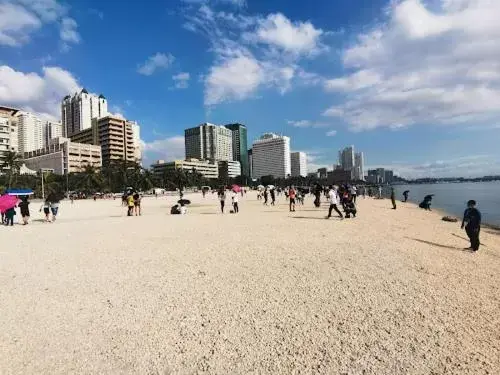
<box><xmin>461</xmin><ymin>200</ymin><xmax>481</xmax><ymax>251</ymax></box>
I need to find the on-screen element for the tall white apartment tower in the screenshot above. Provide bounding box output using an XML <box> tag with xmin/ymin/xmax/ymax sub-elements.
<box><xmin>291</xmin><ymin>151</ymin><xmax>307</xmax><ymax>177</ymax></box>
<box><xmin>184</xmin><ymin>123</ymin><xmax>232</xmax><ymax>161</ymax></box>
<box><xmin>252</xmin><ymin>133</ymin><xmax>291</xmax><ymax>179</ymax></box>
<box><xmin>62</xmin><ymin>89</ymin><xmax>108</xmax><ymax>137</ymax></box>
<box><xmin>354</xmin><ymin>152</ymin><xmax>365</xmax><ymax>181</ymax></box>
<box><xmin>16</xmin><ymin>112</ymin><xmax>44</xmax><ymax>155</ymax></box>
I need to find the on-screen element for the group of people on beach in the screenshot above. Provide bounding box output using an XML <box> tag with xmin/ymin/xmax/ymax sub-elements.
<box><xmin>123</xmin><ymin>191</ymin><xmax>142</xmax><ymax>216</ymax></box>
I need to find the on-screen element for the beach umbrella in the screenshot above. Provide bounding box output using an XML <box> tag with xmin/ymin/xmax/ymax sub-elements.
<box><xmin>6</xmin><ymin>189</ymin><xmax>34</xmax><ymax>196</ymax></box>
<box><xmin>177</xmin><ymin>199</ymin><xmax>191</xmax><ymax>205</ymax></box>
<box><xmin>257</xmin><ymin>185</ymin><xmax>264</xmax><ymax>189</ymax></box>
<box><xmin>0</xmin><ymin>195</ymin><xmax>18</xmax><ymax>213</ymax></box>
<box><xmin>232</xmin><ymin>184</ymin><xmax>241</xmax><ymax>193</ymax></box>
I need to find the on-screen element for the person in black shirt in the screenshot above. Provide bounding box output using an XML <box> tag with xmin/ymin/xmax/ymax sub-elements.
<box><xmin>461</xmin><ymin>200</ymin><xmax>481</xmax><ymax>251</ymax></box>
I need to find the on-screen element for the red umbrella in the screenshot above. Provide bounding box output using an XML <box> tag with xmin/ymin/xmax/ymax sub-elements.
<box><xmin>232</xmin><ymin>184</ymin><xmax>241</xmax><ymax>193</ymax></box>
<box><xmin>0</xmin><ymin>195</ymin><xmax>18</xmax><ymax>213</ymax></box>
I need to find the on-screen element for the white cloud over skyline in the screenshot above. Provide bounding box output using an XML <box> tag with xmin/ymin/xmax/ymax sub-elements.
<box><xmin>323</xmin><ymin>0</ymin><xmax>500</xmax><ymax>131</ymax></box>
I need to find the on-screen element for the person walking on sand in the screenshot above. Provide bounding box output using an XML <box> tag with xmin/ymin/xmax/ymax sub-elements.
<box><xmin>378</xmin><ymin>186</ymin><xmax>383</xmax><ymax>199</ymax></box>
<box><xmin>461</xmin><ymin>200</ymin><xmax>481</xmax><ymax>251</ymax></box>
<box><xmin>133</xmin><ymin>191</ymin><xmax>141</xmax><ymax>216</ymax></box>
<box><xmin>289</xmin><ymin>186</ymin><xmax>297</xmax><ymax>212</ymax></box>
<box><xmin>4</xmin><ymin>206</ymin><xmax>16</xmax><ymax>226</ymax></box>
<box><xmin>51</xmin><ymin>200</ymin><xmax>60</xmax><ymax>221</ymax></box>
<box><xmin>232</xmin><ymin>190</ymin><xmax>239</xmax><ymax>213</ymax></box>
<box><xmin>326</xmin><ymin>186</ymin><xmax>343</xmax><ymax>220</ymax></box>
<box><xmin>270</xmin><ymin>188</ymin><xmax>276</xmax><ymax>206</ymax></box>
<box><xmin>40</xmin><ymin>200</ymin><xmax>51</xmax><ymax>222</ymax></box>
<box><xmin>391</xmin><ymin>188</ymin><xmax>397</xmax><ymax>209</ymax></box>
<box><xmin>263</xmin><ymin>188</ymin><xmax>269</xmax><ymax>206</ymax></box>
<box><xmin>18</xmin><ymin>196</ymin><xmax>30</xmax><ymax>225</ymax></box>
<box><xmin>403</xmin><ymin>190</ymin><xmax>409</xmax><ymax>202</ymax></box>
<box><xmin>127</xmin><ymin>193</ymin><xmax>135</xmax><ymax>216</ymax></box>
<box><xmin>218</xmin><ymin>187</ymin><xmax>227</xmax><ymax>213</ymax></box>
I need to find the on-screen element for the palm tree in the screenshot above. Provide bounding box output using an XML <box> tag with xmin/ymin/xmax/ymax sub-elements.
<box><xmin>76</xmin><ymin>165</ymin><xmax>103</xmax><ymax>193</ymax></box>
<box><xmin>0</xmin><ymin>151</ymin><xmax>22</xmax><ymax>188</ymax></box>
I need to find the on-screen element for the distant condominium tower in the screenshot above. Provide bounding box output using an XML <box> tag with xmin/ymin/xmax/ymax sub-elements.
<box><xmin>252</xmin><ymin>133</ymin><xmax>291</xmax><ymax>179</ymax></box>
<box><xmin>62</xmin><ymin>89</ymin><xmax>108</xmax><ymax>137</ymax></box>
<box><xmin>184</xmin><ymin>123</ymin><xmax>232</xmax><ymax>161</ymax></box>
<box><xmin>354</xmin><ymin>152</ymin><xmax>365</xmax><ymax>181</ymax></box>
<box><xmin>0</xmin><ymin>106</ymin><xmax>19</xmax><ymax>159</ymax></box>
<box><xmin>70</xmin><ymin>115</ymin><xmax>141</xmax><ymax>166</ymax></box>
<box><xmin>290</xmin><ymin>151</ymin><xmax>307</xmax><ymax>177</ymax></box>
<box><xmin>339</xmin><ymin>146</ymin><xmax>355</xmax><ymax>172</ymax></box>
<box><xmin>224</xmin><ymin>123</ymin><xmax>249</xmax><ymax>176</ymax></box>
<box><xmin>16</xmin><ymin>112</ymin><xmax>64</xmax><ymax>155</ymax></box>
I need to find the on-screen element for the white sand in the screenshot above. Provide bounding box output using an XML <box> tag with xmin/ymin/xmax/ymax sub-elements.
<box><xmin>0</xmin><ymin>193</ymin><xmax>499</xmax><ymax>374</ymax></box>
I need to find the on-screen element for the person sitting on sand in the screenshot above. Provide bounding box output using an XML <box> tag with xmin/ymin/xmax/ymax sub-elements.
<box><xmin>344</xmin><ymin>196</ymin><xmax>357</xmax><ymax>218</ymax></box>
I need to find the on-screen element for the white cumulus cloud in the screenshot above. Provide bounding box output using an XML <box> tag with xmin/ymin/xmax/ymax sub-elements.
<box><xmin>0</xmin><ymin>0</ymin><xmax>80</xmax><ymax>47</ymax></box>
<box><xmin>323</xmin><ymin>0</ymin><xmax>500</xmax><ymax>131</ymax></box>
<box><xmin>137</xmin><ymin>53</ymin><xmax>175</xmax><ymax>76</ymax></box>
<box><xmin>0</xmin><ymin>65</ymin><xmax>80</xmax><ymax>119</ymax></box>
<box><xmin>142</xmin><ymin>136</ymin><xmax>186</xmax><ymax>165</ymax></box>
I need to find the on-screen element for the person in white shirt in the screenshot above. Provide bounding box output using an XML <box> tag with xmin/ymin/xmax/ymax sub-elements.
<box><xmin>326</xmin><ymin>186</ymin><xmax>343</xmax><ymax>219</ymax></box>
<box><xmin>232</xmin><ymin>191</ymin><xmax>239</xmax><ymax>213</ymax></box>
<box><xmin>350</xmin><ymin>185</ymin><xmax>357</xmax><ymax>203</ymax></box>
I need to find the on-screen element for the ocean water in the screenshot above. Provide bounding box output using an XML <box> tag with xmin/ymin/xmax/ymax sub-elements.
<box><xmin>390</xmin><ymin>182</ymin><xmax>500</xmax><ymax>226</ymax></box>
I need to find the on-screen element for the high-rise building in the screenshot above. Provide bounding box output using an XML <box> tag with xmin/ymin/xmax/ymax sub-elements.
<box><xmin>248</xmin><ymin>149</ymin><xmax>253</xmax><ymax>179</ymax></box>
<box><xmin>290</xmin><ymin>151</ymin><xmax>307</xmax><ymax>177</ymax></box>
<box><xmin>0</xmin><ymin>106</ymin><xmax>19</xmax><ymax>159</ymax></box>
<box><xmin>70</xmin><ymin>115</ymin><xmax>141</xmax><ymax>166</ymax></box>
<box><xmin>384</xmin><ymin>170</ymin><xmax>394</xmax><ymax>184</ymax></box>
<box><xmin>16</xmin><ymin>112</ymin><xmax>44</xmax><ymax>155</ymax></box>
<box><xmin>45</xmin><ymin>121</ymin><xmax>63</xmax><ymax>145</ymax></box>
<box><xmin>15</xmin><ymin>112</ymin><xmax>64</xmax><ymax>155</ymax></box>
<box><xmin>224</xmin><ymin>123</ymin><xmax>249</xmax><ymax>176</ymax></box>
<box><xmin>339</xmin><ymin>146</ymin><xmax>355</xmax><ymax>172</ymax></box>
<box><xmin>62</xmin><ymin>89</ymin><xmax>108</xmax><ymax>137</ymax></box>
<box><xmin>185</xmin><ymin>123</ymin><xmax>232</xmax><ymax>161</ymax></box>
<box><xmin>252</xmin><ymin>133</ymin><xmax>291</xmax><ymax>179</ymax></box>
<box><xmin>318</xmin><ymin>168</ymin><xmax>328</xmax><ymax>179</ymax></box>
<box><xmin>354</xmin><ymin>152</ymin><xmax>365</xmax><ymax>181</ymax></box>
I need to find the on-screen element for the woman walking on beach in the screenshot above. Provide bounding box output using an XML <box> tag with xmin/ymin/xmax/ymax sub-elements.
<box><xmin>263</xmin><ymin>188</ymin><xmax>269</xmax><ymax>205</ymax></box>
<box><xmin>133</xmin><ymin>192</ymin><xmax>141</xmax><ymax>216</ymax></box>
<box><xmin>218</xmin><ymin>188</ymin><xmax>227</xmax><ymax>213</ymax></box>
<box><xmin>127</xmin><ymin>193</ymin><xmax>135</xmax><ymax>216</ymax></box>
<box><xmin>18</xmin><ymin>196</ymin><xmax>30</xmax><ymax>225</ymax></box>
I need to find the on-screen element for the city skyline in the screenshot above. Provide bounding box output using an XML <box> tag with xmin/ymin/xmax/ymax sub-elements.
<box><xmin>1</xmin><ymin>0</ymin><xmax>499</xmax><ymax>178</ymax></box>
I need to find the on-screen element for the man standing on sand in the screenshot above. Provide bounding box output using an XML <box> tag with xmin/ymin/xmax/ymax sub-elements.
<box><xmin>461</xmin><ymin>200</ymin><xmax>481</xmax><ymax>251</ymax></box>
<box><xmin>326</xmin><ymin>186</ymin><xmax>343</xmax><ymax>220</ymax></box>
<box><xmin>391</xmin><ymin>187</ymin><xmax>397</xmax><ymax>209</ymax></box>
<box><xmin>350</xmin><ymin>185</ymin><xmax>357</xmax><ymax>203</ymax></box>
<box><xmin>403</xmin><ymin>190</ymin><xmax>409</xmax><ymax>202</ymax></box>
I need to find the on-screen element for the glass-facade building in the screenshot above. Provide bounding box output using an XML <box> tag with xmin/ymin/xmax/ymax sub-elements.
<box><xmin>224</xmin><ymin>123</ymin><xmax>249</xmax><ymax>177</ymax></box>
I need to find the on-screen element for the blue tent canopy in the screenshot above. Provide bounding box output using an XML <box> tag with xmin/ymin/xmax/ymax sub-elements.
<box><xmin>6</xmin><ymin>189</ymin><xmax>34</xmax><ymax>196</ymax></box>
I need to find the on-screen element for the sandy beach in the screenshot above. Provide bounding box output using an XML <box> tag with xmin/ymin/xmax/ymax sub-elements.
<box><xmin>0</xmin><ymin>192</ymin><xmax>499</xmax><ymax>374</ymax></box>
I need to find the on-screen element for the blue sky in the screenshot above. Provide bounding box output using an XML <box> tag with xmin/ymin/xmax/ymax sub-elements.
<box><xmin>1</xmin><ymin>0</ymin><xmax>500</xmax><ymax>177</ymax></box>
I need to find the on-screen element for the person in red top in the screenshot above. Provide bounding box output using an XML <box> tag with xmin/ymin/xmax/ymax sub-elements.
<box><xmin>288</xmin><ymin>185</ymin><xmax>296</xmax><ymax>212</ymax></box>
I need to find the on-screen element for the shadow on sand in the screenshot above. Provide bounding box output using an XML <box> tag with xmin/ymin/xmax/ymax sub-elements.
<box><xmin>292</xmin><ymin>216</ymin><xmax>342</xmax><ymax>221</ymax></box>
<box><xmin>406</xmin><ymin>237</ymin><xmax>469</xmax><ymax>251</ymax></box>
